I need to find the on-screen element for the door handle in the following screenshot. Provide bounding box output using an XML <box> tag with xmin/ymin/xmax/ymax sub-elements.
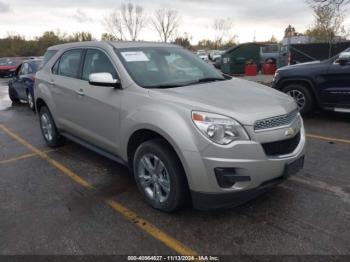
<box><xmin>76</xmin><ymin>89</ymin><xmax>85</xmax><ymax>96</ymax></box>
<box><xmin>49</xmin><ymin>80</ymin><xmax>55</xmax><ymax>86</ymax></box>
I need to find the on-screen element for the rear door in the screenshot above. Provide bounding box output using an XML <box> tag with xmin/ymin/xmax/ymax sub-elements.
<box><xmin>50</xmin><ymin>49</ymin><xmax>85</xmax><ymax>134</ymax></box>
<box><xmin>322</xmin><ymin>58</ymin><xmax>350</xmax><ymax>108</ymax></box>
<box><xmin>70</xmin><ymin>48</ymin><xmax>122</xmax><ymax>154</ymax></box>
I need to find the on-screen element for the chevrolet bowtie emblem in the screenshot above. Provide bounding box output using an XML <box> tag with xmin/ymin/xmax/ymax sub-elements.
<box><xmin>285</xmin><ymin>127</ymin><xmax>296</xmax><ymax>137</ymax></box>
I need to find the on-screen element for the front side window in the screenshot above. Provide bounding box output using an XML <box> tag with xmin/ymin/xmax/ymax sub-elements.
<box><xmin>57</xmin><ymin>49</ymin><xmax>83</xmax><ymax>78</ymax></box>
<box><xmin>82</xmin><ymin>49</ymin><xmax>118</xmax><ymax>81</ymax></box>
<box><xmin>116</xmin><ymin>47</ymin><xmax>225</xmax><ymax>88</ymax></box>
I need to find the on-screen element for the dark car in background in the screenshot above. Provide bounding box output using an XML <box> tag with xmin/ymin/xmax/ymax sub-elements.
<box><xmin>8</xmin><ymin>59</ymin><xmax>43</xmax><ymax>110</ymax></box>
<box><xmin>273</xmin><ymin>48</ymin><xmax>350</xmax><ymax>115</ymax></box>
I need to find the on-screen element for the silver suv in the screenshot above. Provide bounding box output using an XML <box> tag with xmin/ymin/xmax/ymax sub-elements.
<box><xmin>35</xmin><ymin>41</ymin><xmax>305</xmax><ymax>212</ymax></box>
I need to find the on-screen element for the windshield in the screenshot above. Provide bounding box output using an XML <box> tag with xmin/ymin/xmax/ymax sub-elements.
<box><xmin>116</xmin><ymin>47</ymin><xmax>225</xmax><ymax>88</ymax></box>
<box><xmin>42</xmin><ymin>50</ymin><xmax>58</xmax><ymax>67</ymax></box>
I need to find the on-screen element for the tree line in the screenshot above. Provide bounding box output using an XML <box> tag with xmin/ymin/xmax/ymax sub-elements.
<box><xmin>0</xmin><ymin>0</ymin><xmax>348</xmax><ymax>57</ymax></box>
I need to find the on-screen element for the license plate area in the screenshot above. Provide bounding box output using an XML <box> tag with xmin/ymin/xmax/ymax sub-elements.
<box><xmin>284</xmin><ymin>156</ymin><xmax>304</xmax><ymax>177</ymax></box>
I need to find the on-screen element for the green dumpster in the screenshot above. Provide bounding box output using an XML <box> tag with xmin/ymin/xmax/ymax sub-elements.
<box><xmin>221</xmin><ymin>43</ymin><xmax>263</xmax><ymax>75</ymax></box>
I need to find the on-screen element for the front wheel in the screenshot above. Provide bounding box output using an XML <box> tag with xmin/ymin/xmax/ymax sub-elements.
<box><xmin>282</xmin><ymin>84</ymin><xmax>314</xmax><ymax>115</ymax></box>
<box><xmin>133</xmin><ymin>139</ymin><xmax>189</xmax><ymax>212</ymax></box>
<box><xmin>39</xmin><ymin>106</ymin><xmax>64</xmax><ymax>147</ymax></box>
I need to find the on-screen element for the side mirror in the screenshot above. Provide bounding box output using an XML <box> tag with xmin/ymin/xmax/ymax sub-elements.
<box><xmin>335</xmin><ymin>52</ymin><xmax>350</xmax><ymax>66</ymax></box>
<box><xmin>88</xmin><ymin>73</ymin><xmax>121</xmax><ymax>88</ymax></box>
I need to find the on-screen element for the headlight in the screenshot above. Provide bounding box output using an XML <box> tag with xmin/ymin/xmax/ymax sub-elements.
<box><xmin>192</xmin><ymin>111</ymin><xmax>249</xmax><ymax>145</ymax></box>
<box><xmin>273</xmin><ymin>71</ymin><xmax>279</xmax><ymax>81</ymax></box>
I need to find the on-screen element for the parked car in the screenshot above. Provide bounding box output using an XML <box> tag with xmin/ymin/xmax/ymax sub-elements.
<box><xmin>35</xmin><ymin>41</ymin><xmax>305</xmax><ymax>211</ymax></box>
<box><xmin>8</xmin><ymin>59</ymin><xmax>43</xmax><ymax>110</ymax></box>
<box><xmin>0</xmin><ymin>58</ymin><xmax>23</xmax><ymax>78</ymax></box>
<box><xmin>196</xmin><ymin>50</ymin><xmax>209</xmax><ymax>62</ymax></box>
<box><xmin>273</xmin><ymin>48</ymin><xmax>350</xmax><ymax>115</ymax></box>
<box><xmin>209</xmin><ymin>50</ymin><xmax>224</xmax><ymax>61</ymax></box>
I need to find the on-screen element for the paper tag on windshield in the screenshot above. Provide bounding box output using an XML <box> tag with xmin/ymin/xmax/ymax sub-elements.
<box><xmin>121</xmin><ymin>51</ymin><xmax>149</xmax><ymax>62</ymax></box>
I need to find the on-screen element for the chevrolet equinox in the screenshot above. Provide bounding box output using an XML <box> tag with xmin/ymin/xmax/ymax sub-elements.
<box><xmin>35</xmin><ymin>41</ymin><xmax>305</xmax><ymax>211</ymax></box>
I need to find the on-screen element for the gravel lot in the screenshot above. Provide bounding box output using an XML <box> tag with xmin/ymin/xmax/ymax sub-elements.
<box><xmin>0</xmin><ymin>78</ymin><xmax>349</xmax><ymax>259</ymax></box>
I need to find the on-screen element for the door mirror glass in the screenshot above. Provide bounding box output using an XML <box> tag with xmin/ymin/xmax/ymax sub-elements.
<box><xmin>335</xmin><ymin>52</ymin><xmax>350</xmax><ymax>65</ymax></box>
<box><xmin>89</xmin><ymin>73</ymin><xmax>121</xmax><ymax>88</ymax></box>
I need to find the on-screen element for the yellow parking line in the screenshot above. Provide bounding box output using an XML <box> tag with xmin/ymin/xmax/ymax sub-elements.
<box><xmin>0</xmin><ymin>149</ymin><xmax>55</xmax><ymax>164</ymax></box>
<box><xmin>306</xmin><ymin>134</ymin><xmax>350</xmax><ymax>145</ymax></box>
<box><xmin>0</xmin><ymin>124</ymin><xmax>197</xmax><ymax>256</ymax></box>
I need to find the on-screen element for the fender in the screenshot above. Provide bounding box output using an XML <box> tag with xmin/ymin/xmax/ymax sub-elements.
<box><xmin>277</xmin><ymin>76</ymin><xmax>321</xmax><ymax>105</ymax></box>
<box><xmin>120</xmin><ymin>103</ymin><xmax>211</xmax><ymax>187</ymax></box>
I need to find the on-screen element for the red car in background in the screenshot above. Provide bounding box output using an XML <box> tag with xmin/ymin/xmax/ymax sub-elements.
<box><xmin>0</xmin><ymin>57</ymin><xmax>27</xmax><ymax>77</ymax></box>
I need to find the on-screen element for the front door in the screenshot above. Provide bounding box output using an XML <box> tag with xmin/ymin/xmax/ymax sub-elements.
<box><xmin>12</xmin><ymin>63</ymin><xmax>29</xmax><ymax>99</ymax></box>
<box><xmin>321</xmin><ymin>56</ymin><xmax>350</xmax><ymax>109</ymax></box>
<box><xmin>71</xmin><ymin>48</ymin><xmax>122</xmax><ymax>154</ymax></box>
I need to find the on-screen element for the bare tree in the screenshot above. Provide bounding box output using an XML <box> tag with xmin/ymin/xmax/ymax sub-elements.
<box><xmin>306</xmin><ymin>2</ymin><xmax>347</xmax><ymax>57</ymax></box>
<box><xmin>151</xmin><ymin>8</ymin><xmax>181</xmax><ymax>43</ymax></box>
<box><xmin>105</xmin><ymin>2</ymin><xmax>147</xmax><ymax>41</ymax></box>
<box><xmin>312</xmin><ymin>0</ymin><xmax>349</xmax><ymax>9</ymax></box>
<box><xmin>212</xmin><ymin>18</ymin><xmax>236</xmax><ymax>48</ymax></box>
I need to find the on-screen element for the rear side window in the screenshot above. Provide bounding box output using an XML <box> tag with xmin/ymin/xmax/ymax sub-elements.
<box><xmin>82</xmin><ymin>49</ymin><xmax>118</xmax><ymax>81</ymax></box>
<box><xmin>57</xmin><ymin>49</ymin><xmax>83</xmax><ymax>78</ymax></box>
<box><xmin>42</xmin><ymin>50</ymin><xmax>58</xmax><ymax>66</ymax></box>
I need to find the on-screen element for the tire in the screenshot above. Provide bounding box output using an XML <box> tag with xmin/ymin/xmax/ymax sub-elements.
<box><xmin>39</xmin><ymin>106</ymin><xmax>64</xmax><ymax>147</ymax></box>
<box><xmin>133</xmin><ymin>139</ymin><xmax>189</xmax><ymax>212</ymax></box>
<box><xmin>282</xmin><ymin>84</ymin><xmax>314</xmax><ymax>115</ymax></box>
<box><xmin>26</xmin><ymin>90</ymin><xmax>35</xmax><ymax>111</ymax></box>
<box><xmin>8</xmin><ymin>85</ymin><xmax>19</xmax><ymax>103</ymax></box>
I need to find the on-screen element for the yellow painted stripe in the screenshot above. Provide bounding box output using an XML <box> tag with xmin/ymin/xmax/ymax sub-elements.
<box><xmin>106</xmin><ymin>199</ymin><xmax>197</xmax><ymax>255</ymax></box>
<box><xmin>0</xmin><ymin>124</ymin><xmax>197</xmax><ymax>256</ymax></box>
<box><xmin>306</xmin><ymin>134</ymin><xmax>350</xmax><ymax>145</ymax></box>
<box><xmin>0</xmin><ymin>149</ymin><xmax>55</xmax><ymax>164</ymax></box>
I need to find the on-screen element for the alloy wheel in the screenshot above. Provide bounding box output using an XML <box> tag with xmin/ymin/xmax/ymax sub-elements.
<box><xmin>137</xmin><ymin>154</ymin><xmax>171</xmax><ymax>204</ymax></box>
<box><xmin>27</xmin><ymin>92</ymin><xmax>34</xmax><ymax>109</ymax></box>
<box><xmin>287</xmin><ymin>89</ymin><xmax>306</xmax><ymax>110</ymax></box>
<box><xmin>40</xmin><ymin>113</ymin><xmax>53</xmax><ymax>142</ymax></box>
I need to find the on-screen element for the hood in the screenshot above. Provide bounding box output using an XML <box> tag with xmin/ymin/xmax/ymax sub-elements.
<box><xmin>149</xmin><ymin>78</ymin><xmax>297</xmax><ymax>125</ymax></box>
<box><xmin>280</xmin><ymin>60</ymin><xmax>324</xmax><ymax>71</ymax></box>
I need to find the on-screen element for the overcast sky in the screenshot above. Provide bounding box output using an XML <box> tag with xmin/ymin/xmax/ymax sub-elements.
<box><xmin>0</xmin><ymin>0</ymin><xmax>349</xmax><ymax>43</ymax></box>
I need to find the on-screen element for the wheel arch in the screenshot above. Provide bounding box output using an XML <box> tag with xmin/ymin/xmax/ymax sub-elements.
<box><xmin>126</xmin><ymin>128</ymin><xmax>192</xmax><ymax>190</ymax></box>
<box><xmin>35</xmin><ymin>97</ymin><xmax>48</xmax><ymax>113</ymax></box>
<box><xmin>278</xmin><ymin>78</ymin><xmax>320</xmax><ymax>106</ymax></box>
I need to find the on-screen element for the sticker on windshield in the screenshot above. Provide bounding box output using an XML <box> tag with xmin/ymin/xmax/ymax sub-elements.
<box><xmin>121</xmin><ymin>51</ymin><xmax>149</xmax><ymax>62</ymax></box>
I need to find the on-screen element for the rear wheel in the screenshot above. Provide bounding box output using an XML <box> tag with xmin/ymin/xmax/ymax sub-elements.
<box><xmin>39</xmin><ymin>106</ymin><xmax>64</xmax><ymax>147</ymax></box>
<box><xmin>27</xmin><ymin>90</ymin><xmax>35</xmax><ymax>111</ymax></box>
<box><xmin>282</xmin><ymin>84</ymin><xmax>314</xmax><ymax>115</ymax></box>
<box><xmin>8</xmin><ymin>85</ymin><xmax>19</xmax><ymax>103</ymax></box>
<box><xmin>133</xmin><ymin>139</ymin><xmax>189</xmax><ymax>212</ymax></box>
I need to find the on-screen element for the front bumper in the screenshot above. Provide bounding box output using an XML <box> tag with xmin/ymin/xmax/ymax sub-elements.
<box><xmin>182</xmin><ymin>122</ymin><xmax>306</xmax><ymax>209</ymax></box>
<box><xmin>191</xmin><ymin>172</ymin><xmax>291</xmax><ymax>210</ymax></box>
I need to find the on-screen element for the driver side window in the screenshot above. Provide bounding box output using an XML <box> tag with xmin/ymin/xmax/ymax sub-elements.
<box><xmin>82</xmin><ymin>49</ymin><xmax>118</xmax><ymax>81</ymax></box>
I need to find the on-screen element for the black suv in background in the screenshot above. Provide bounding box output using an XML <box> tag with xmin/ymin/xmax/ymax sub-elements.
<box><xmin>273</xmin><ymin>48</ymin><xmax>350</xmax><ymax>115</ymax></box>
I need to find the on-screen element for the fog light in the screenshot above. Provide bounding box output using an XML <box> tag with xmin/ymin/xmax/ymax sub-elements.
<box><xmin>214</xmin><ymin>168</ymin><xmax>251</xmax><ymax>188</ymax></box>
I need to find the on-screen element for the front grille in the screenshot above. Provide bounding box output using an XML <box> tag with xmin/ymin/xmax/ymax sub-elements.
<box><xmin>262</xmin><ymin>132</ymin><xmax>301</xmax><ymax>156</ymax></box>
<box><xmin>254</xmin><ymin>110</ymin><xmax>298</xmax><ymax>131</ymax></box>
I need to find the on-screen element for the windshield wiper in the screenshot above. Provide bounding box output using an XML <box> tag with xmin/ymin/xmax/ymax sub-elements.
<box><xmin>197</xmin><ymin>77</ymin><xmax>226</xmax><ymax>83</ymax></box>
<box><xmin>145</xmin><ymin>77</ymin><xmax>226</xmax><ymax>89</ymax></box>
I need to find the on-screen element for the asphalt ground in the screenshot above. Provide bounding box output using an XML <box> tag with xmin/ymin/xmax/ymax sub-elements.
<box><xmin>0</xmin><ymin>78</ymin><xmax>349</xmax><ymax>258</ymax></box>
